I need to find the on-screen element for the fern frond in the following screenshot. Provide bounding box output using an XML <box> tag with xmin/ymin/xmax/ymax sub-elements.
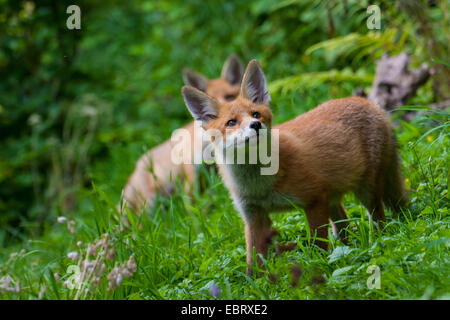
<box><xmin>269</xmin><ymin>69</ymin><xmax>373</xmax><ymax>96</ymax></box>
<box><xmin>305</xmin><ymin>29</ymin><xmax>409</xmax><ymax>62</ymax></box>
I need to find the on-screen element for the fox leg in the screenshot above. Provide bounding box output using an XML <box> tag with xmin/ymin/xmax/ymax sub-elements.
<box><xmin>329</xmin><ymin>203</ymin><xmax>349</xmax><ymax>243</ymax></box>
<box><xmin>244</xmin><ymin>211</ymin><xmax>273</xmax><ymax>275</ymax></box>
<box><xmin>182</xmin><ymin>163</ymin><xmax>196</xmax><ymax>198</ymax></box>
<box><xmin>305</xmin><ymin>199</ymin><xmax>330</xmax><ymax>251</ymax></box>
<box><xmin>357</xmin><ymin>189</ymin><xmax>386</xmax><ymax>230</ymax></box>
<box><xmin>367</xmin><ymin>197</ymin><xmax>386</xmax><ymax>230</ymax></box>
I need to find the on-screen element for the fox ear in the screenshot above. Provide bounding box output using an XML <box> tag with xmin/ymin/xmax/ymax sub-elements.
<box><xmin>182</xmin><ymin>69</ymin><xmax>209</xmax><ymax>92</ymax></box>
<box><xmin>240</xmin><ymin>60</ymin><xmax>270</xmax><ymax>105</ymax></box>
<box><xmin>182</xmin><ymin>86</ymin><xmax>220</xmax><ymax>124</ymax></box>
<box><xmin>221</xmin><ymin>54</ymin><xmax>243</xmax><ymax>85</ymax></box>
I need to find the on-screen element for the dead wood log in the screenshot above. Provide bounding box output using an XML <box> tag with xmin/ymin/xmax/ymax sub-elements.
<box><xmin>354</xmin><ymin>52</ymin><xmax>436</xmax><ymax>120</ymax></box>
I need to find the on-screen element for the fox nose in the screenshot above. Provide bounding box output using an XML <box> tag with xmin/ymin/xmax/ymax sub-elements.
<box><xmin>249</xmin><ymin>121</ymin><xmax>262</xmax><ymax>132</ymax></box>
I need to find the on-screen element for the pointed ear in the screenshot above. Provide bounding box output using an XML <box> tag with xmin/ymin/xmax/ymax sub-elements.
<box><xmin>240</xmin><ymin>60</ymin><xmax>270</xmax><ymax>105</ymax></box>
<box><xmin>221</xmin><ymin>54</ymin><xmax>244</xmax><ymax>85</ymax></box>
<box><xmin>182</xmin><ymin>86</ymin><xmax>220</xmax><ymax>124</ymax></box>
<box><xmin>182</xmin><ymin>69</ymin><xmax>209</xmax><ymax>92</ymax></box>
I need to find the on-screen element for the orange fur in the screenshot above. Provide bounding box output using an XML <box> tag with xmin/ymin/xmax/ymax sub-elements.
<box><xmin>182</xmin><ymin>60</ymin><xmax>408</xmax><ymax>274</ymax></box>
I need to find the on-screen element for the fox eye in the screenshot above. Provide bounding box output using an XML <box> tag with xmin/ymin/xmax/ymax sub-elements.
<box><xmin>252</xmin><ymin>112</ymin><xmax>261</xmax><ymax>119</ymax></box>
<box><xmin>225</xmin><ymin>94</ymin><xmax>236</xmax><ymax>101</ymax></box>
<box><xmin>226</xmin><ymin>119</ymin><xmax>237</xmax><ymax>127</ymax></box>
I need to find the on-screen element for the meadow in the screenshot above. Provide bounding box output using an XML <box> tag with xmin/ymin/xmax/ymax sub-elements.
<box><xmin>0</xmin><ymin>0</ymin><xmax>448</xmax><ymax>299</ymax></box>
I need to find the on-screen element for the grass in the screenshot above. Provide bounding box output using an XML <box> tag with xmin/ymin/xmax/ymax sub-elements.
<box><xmin>0</xmin><ymin>96</ymin><xmax>448</xmax><ymax>300</ymax></box>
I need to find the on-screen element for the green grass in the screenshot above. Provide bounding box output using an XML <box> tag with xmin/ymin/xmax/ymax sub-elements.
<box><xmin>0</xmin><ymin>103</ymin><xmax>448</xmax><ymax>300</ymax></box>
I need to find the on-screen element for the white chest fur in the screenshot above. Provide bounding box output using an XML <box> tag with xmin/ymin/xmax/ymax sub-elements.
<box><xmin>220</xmin><ymin>163</ymin><xmax>304</xmax><ymax>216</ymax></box>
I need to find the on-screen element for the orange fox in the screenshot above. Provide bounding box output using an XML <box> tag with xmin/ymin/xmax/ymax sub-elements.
<box><xmin>121</xmin><ymin>54</ymin><xmax>243</xmax><ymax>212</ymax></box>
<box><xmin>182</xmin><ymin>60</ymin><xmax>408</xmax><ymax>272</ymax></box>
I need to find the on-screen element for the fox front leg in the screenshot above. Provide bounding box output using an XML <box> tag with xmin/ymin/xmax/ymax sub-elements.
<box><xmin>243</xmin><ymin>210</ymin><xmax>273</xmax><ymax>275</ymax></box>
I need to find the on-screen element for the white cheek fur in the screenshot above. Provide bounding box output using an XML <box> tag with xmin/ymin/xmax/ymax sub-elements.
<box><xmin>223</xmin><ymin>122</ymin><xmax>268</xmax><ymax>148</ymax></box>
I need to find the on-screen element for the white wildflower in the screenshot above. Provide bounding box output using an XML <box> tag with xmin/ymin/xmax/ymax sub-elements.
<box><xmin>67</xmin><ymin>220</ymin><xmax>76</xmax><ymax>234</ymax></box>
<box><xmin>67</xmin><ymin>251</ymin><xmax>79</xmax><ymax>261</ymax></box>
<box><xmin>57</xmin><ymin>216</ymin><xmax>67</xmax><ymax>224</ymax></box>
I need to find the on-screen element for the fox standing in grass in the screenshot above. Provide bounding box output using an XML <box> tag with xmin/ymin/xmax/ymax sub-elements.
<box><xmin>182</xmin><ymin>60</ymin><xmax>408</xmax><ymax>273</ymax></box>
<box><xmin>121</xmin><ymin>54</ymin><xmax>243</xmax><ymax>212</ymax></box>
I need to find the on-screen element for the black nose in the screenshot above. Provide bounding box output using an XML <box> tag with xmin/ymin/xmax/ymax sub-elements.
<box><xmin>250</xmin><ymin>121</ymin><xmax>262</xmax><ymax>132</ymax></box>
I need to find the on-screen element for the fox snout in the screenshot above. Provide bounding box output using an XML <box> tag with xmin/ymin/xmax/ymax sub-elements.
<box><xmin>249</xmin><ymin>121</ymin><xmax>262</xmax><ymax>132</ymax></box>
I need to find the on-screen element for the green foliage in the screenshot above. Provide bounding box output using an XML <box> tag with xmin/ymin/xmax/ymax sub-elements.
<box><xmin>0</xmin><ymin>113</ymin><xmax>448</xmax><ymax>299</ymax></box>
<box><xmin>269</xmin><ymin>68</ymin><xmax>373</xmax><ymax>96</ymax></box>
<box><xmin>305</xmin><ymin>29</ymin><xmax>408</xmax><ymax>65</ymax></box>
<box><xmin>0</xmin><ymin>0</ymin><xmax>449</xmax><ymax>300</ymax></box>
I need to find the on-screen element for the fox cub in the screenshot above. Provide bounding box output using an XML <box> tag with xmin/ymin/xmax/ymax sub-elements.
<box><xmin>182</xmin><ymin>60</ymin><xmax>408</xmax><ymax>272</ymax></box>
<box><xmin>121</xmin><ymin>54</ymin><xmax>243</xmax><ymax>212</ymax></box>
